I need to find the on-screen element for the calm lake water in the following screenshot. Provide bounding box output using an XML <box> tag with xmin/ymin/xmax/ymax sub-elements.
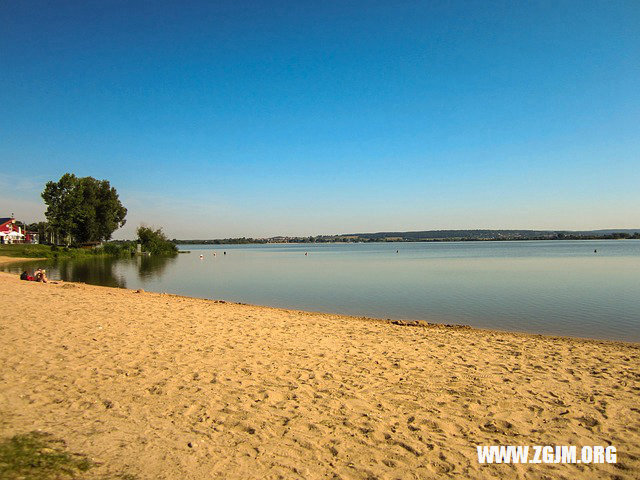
<box><xmin>5</xmin><ymin>240</ymin><xmax>640</xmax><ymax>342</ymax></box>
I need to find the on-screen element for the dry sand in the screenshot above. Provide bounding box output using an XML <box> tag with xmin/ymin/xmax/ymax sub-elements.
<box><xmin>1</xmin><ymin>272</ymin><xmax>638</xmax><ymax>479</ymax></box>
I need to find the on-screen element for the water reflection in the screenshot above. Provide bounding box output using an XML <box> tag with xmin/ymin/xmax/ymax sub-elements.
<box><xmin>2</xmin><ymin>254</ymin><xmax>176</xmax><ymax>288</ymax></box>
<box><xmin>137</xmin><ymin>254</ymin><xmax>176</xmax><ymax>280</ymax></box>
<box><xmin>52</xmin><ymin>257</ymin><xmax>127</xmax><ymax>288</ymax></box>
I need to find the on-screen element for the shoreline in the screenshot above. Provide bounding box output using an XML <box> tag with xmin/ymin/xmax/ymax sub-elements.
<box><xmin>0</xmin><ymin>255</ymin><xmax>47</xmax><ymax>265</ymax></box>
<box><xmin>175</xmin><ymin>237</ymin><xmax>640</xmax><ymax>245</ymax></box>
<box><xmin>119</xmin><ymin>290</ymin><xmax>640</xmax><ymax>347</ymax></box>
<box><xmin>1</xmin><ymin>271</ymin><xmax>638</xmax><ymax>478</ymax></box>
<box><xmin>1</xmin><ymin>270</ymin><xmax>635</xmax><ymax>346</ymax></box>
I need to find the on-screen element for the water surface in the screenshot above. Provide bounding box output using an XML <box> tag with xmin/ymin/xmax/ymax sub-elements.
<box><xmin>5</xmin><ymin>240</ymin><xmax>639</xmax><ymax>341</ymax></box>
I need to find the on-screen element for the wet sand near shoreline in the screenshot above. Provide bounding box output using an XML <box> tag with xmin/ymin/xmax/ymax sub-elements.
<box><xmin>1</xmin><ymin>272</ymin><xmax>638</xmax><ymax>479</ymax></box>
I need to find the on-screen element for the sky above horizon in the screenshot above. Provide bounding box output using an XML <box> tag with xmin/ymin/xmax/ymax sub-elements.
<box><xmin>2</xmin><ymin>1</ymin><xmax>639</xmax><ymax>239</ymax></box>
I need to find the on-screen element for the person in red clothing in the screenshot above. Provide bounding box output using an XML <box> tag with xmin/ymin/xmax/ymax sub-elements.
<box><xmin>20</xmin><ymin>271</ymin><xmax>35</xmax><ymax>281</ymax></box>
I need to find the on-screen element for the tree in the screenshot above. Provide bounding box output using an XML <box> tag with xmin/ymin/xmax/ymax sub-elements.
<box><xmin>73</xmin><ymin>176</ymin><xmax>128</xmax><ymax>243</ymax></box>
<box><xmin>137</xmin><ymin>226</ymin><xmax>178</xmax><ymax>255</ymax></box>
<box><xmin>41</xmin><ymin>174</ymin><xmax>81</xmax><ymax>245</ymax></box>
<box><xmin>42</xmin><ymin>173</ymin><xmax>127</xmax><ymax>245</ymax></box>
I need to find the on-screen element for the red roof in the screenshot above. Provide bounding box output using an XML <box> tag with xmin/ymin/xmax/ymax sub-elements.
<box><xmin>0</xmin><ymin>218</ymin><xmax>16</xmax><ymax>232</ymax></box>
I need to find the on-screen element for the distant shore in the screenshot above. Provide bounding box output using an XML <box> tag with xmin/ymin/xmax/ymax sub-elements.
<box><xmin>1</xmin><ymin>272</ymin><xmax>638</xmax><ymax>479</ymax></box>
<box><xmin>175</xmin><ymin>236</ymin><xmax>640</xmax><ymax>245</ymax></box>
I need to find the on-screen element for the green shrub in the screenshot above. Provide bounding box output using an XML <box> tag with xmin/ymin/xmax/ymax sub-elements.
<box><xmin>100</xmin><ymin>241</ymin><xmax>136</xmax><ymax>256</ymax></box>
<box><xmin>137</xmin><ymin>226</ymin><xmax>177</xmax><ymax>256</ymax></box>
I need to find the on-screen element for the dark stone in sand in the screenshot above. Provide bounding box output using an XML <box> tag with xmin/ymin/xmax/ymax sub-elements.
<box><xmin>390</xmin><ymin>320</ymin><xmax>429</xmax><ymax>327</ymax></box>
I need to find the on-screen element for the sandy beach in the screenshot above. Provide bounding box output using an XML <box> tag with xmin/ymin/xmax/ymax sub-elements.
<box><xmin>1</xmin><ymin>272</ymin><xmax>638</xmax><ymax>479</ymax></box>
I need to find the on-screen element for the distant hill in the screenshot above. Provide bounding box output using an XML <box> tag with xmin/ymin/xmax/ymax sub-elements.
<box><xmin>174</xmin><ymin>228</ymin><xmax>640</xmax><ymax>244</ymax></box>
<box><xmin>342</xmin><ymin>229</ymin><xmax>640</xmax><ymax>241</ymax></box>
<box><xmin>346</xmin><ymin>229</ymin><xmax>553</xmax><ymax>240</ymax></box>
<box><xmin>588</xmin><ymin>229</ymin><xmax>640</xmax><ymax>234</ymax></box>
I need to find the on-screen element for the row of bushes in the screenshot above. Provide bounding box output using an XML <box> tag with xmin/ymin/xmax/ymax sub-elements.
<box><xmin>96</xmin><ymin>229</ymin><xmax>178</xmax><ymax>256</ymax></box>
<box><xmin>95</xmin><ymin>227</ymin><xmax>178</xmax><ymax>256</ymax></box>
<box><xmin>98</xmin><ymin>241</ymin><xmax>138</xmax><ymax>256</ymax></box>
<box><xmin>1</xmin><ymin>227</ymin><xmax>178</xmax><ymax>259</ymax></box>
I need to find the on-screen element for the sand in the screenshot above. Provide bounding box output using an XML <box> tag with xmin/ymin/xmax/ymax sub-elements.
<box><xmin>1</xmin><ymin>272</ymin><xmax>638</xmax><ymax>479</ymax></box>
<box><xmin>0</xmin><ymin>255</ymin><xmax>46</xmax><ymax>265</ymax></box>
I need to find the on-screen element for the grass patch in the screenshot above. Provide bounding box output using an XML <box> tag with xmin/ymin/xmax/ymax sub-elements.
<box><xmin>0</xmin><ymin>242</ymin><xmax>171</xmax><ymax>259</ymax></box>
<box><xmin>0</xmin><ymin>431</ymin><xmax>94</xmax><ymax>479</ymax></box>
<box><xmin>0</xmin><ymin>432</ymin><xmax>138</xmax><ymax>480</ymax></box>
<box><xmin>0</xmin><ymin>244</ymin><xmax>57</xmax><ymax>258</ymax></box>
<box><xmin>0</xmin><ymin>244</ymin><xmax>102</xmax><ymax>259</ymax></box>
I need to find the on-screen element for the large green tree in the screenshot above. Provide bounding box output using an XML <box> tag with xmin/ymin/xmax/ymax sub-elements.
<box><xmin>42</xmin><ymin>173</ymin><xmax>127</xmax><ymax>245</ymax></box>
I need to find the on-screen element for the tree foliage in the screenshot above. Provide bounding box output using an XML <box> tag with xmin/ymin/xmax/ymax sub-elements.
<box><xmin>41</xmin><ymin>173</ymin><xmax>127</xmax><ymax>245</ymax></box>
<box><xmin>137</xmin><ymin>226</ymin><xmax>178</xmax><ymax>255</ymax></box>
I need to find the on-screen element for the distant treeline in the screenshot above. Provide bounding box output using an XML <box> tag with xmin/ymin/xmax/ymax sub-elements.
<box><xmin>173</xmin><ymin>229</ymin><xmax>640</xmax><ymax>244</ymax></box>
<box><xmin>175</xmin><ymin>237</ymin><xmax>269</xmax><ymax>245</ymax></box>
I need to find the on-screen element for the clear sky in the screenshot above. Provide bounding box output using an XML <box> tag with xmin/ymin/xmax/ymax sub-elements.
<box><xmin>1</xmin><ymin>1</ymin><xmax>639</xmax><ymax>239</ymax></box>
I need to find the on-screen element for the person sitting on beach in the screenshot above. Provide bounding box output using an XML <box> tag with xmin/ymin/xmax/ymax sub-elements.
<box><xmin>34</xmin><ymin>268</ymin><xmax>48</xmax><ymax>283</ymax></box>
<box><xmin>20</xmin><ymin>271</ymin><xmax>35</xmax><ymax>281</ymax></box>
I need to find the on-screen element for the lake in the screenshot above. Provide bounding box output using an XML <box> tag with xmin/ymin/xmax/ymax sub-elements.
<box><xmin>4</xmin><ymin>240</ymin><xmax>640</xmax><ymax>342</ymax></box>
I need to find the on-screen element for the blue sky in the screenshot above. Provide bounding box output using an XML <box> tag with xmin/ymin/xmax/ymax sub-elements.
<box><xmin>1</xmin><ymin>1</ymin><xmax>639</xmax><ymax>238</ymax></box>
